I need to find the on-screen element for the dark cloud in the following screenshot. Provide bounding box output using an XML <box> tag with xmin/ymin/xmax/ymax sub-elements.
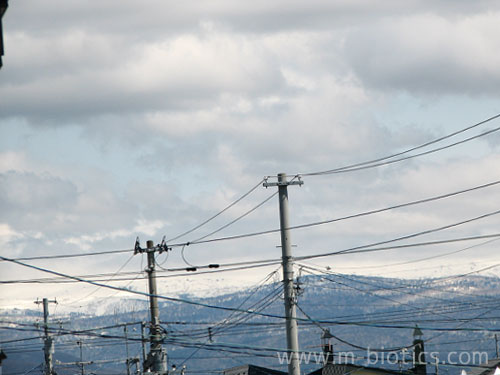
<box><xmin>6</xmin><ymin>0</ymin><xmax>498</xmax><ymax>35</ymax></box>
<box><xmin>2</xmin><ymin>0</ymin><xmax>499</xmax><ymax>125</ymax></box>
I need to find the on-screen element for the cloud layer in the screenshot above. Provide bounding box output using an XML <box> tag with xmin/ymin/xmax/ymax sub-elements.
<box><xmin>1</xmin><ymin>1</ymin><xmax>500</xmax><ymax>306</ymax></box>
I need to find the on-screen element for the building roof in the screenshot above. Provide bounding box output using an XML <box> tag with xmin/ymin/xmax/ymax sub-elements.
<box><xmin>223</xmin><ymin>364</ymin><xmax>287</xmax><ymax>375</ymax></box>
<box><xmin>465</xmin><ymin>359</ymin><xmax>500</xmax><ymax>375</ymax></box>
<box><xmin>308</xmin><ymin>363</ymin><xmax>410</xmax><ymax>375</ymax></box>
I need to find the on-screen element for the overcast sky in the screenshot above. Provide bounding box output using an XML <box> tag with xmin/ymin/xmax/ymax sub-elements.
<box><xmin>1</xmin><ymin>1</ymin><xmax>500</xmax><ymax>310</ymax></box>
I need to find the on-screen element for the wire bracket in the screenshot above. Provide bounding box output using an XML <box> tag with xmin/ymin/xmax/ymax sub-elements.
<box><xmin>134</xmin><ymin>236</ymin><xmax>171</xmax><ymax>255</ymax></box>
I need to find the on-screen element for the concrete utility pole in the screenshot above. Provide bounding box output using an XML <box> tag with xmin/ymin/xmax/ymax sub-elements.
<box><xmin>141</xmin><ymin>321</ymin><xmax>147</xmax><ymax>366</ymax></box>
<box><xmin>73</xmin><ymin>341</ymin><xmax>93</xmax><ymax>375</ymax></box>
<box><xmin>495</xmin><ymin>334</ymin><xmax>499</xmax><ymax>358</ymax></box>
<box><xmin>0</xmin><ymin>349</ymin><xmax>7</xmax><ymax>375</ymax></box>
<box><xmin>264</xmin><ymin>173</ymin><xmax>303</xmax><ymax>375</ymax></box>
<box><xmin>135</xmin><ymin>239</ymin><xmax>167</xmax><ymax>374</ymax></box>
<box><xmin>124</xmin><ymin>325</ymin><xmax>131</xmax><ymax>375</ymax></box>
<box><xmin>34</xmin><ymin>298</ymin><xmax>57</xmax><ymax>375</ymax></box>
<box><xmin>77</xmin><ymin>340</ymin><xmax>84</xmax><ymax>375</ymax></box>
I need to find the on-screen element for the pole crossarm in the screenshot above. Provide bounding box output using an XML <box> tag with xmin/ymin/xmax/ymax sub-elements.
<box><xmin>263</xmin><ymin>175</ymin><xmax>303</xmax><ymax>188</ymax></box>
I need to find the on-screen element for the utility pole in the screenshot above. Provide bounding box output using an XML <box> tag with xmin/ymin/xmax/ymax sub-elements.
<box><xmin>141</xmin><ymin>321</ymin><xmax>147</xmax><ymax>367</ymax></box>
<box><xmin>135</xmin><ymin>238</ymin><xmax>168</xmax><ymax>374</ymax></box>
<box><xmin>264</xmin><ymin>173</ymin><xmax>303</xmax><ymax>375</ymax></box>
<box><xmin>495</xmin><ymin>334</ymin><xmax>499</xmax><ymax>358</ymax></box>
<box><xmin>124</xmin><ymin>325</ymin><xmax>131</xmax><ymax>375</ymax></box>
<box><xmin>77</xmin><ymin>340</ymin><xmax>84</xmax><ymax>375</ymax></box>
<box><xmin>72</xmin><ymin>341</ymin><xmax>93</xmax><ymax>375</ymax></box>
<box><xmin>34</xmin><ymin>298</ymin><xmax>57</xmax><ymax>375</ymax></box>
<box><xmin>0</xmin><ymin>350</ymin><xmax>7</xmax><ymax>375</ymax></box>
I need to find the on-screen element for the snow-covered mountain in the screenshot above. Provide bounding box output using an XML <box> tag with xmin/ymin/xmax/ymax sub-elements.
<box><xmin>2</xmin><ymin>274</ymin><xmax>500</xmax><ymax>375</ymax></box>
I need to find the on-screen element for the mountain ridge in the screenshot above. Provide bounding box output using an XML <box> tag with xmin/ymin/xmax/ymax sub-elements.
<box><xmin>2</xmin><ymin>273</ymin><xmax>499</xmax><ymax>374</ymax></box>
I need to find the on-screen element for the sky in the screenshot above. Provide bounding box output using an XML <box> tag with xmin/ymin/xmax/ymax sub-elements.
<box><xmin>1</xmin><ymin>0</ymin><xmax>500</xmax><ymax>310</ymax></box>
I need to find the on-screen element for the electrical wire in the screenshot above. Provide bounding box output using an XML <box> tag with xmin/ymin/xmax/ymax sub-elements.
<box><xmin>300</xmin><ymin>113</ymin><xmax>500</xmax><ymax>176</ymax></box>
<box><xmin>65</xmin><ymin>253</ymin><xmax>136</xmax><ymax>306</ymax></box>
<box><xmin>181</xmin><ymin>244</ymin><xmax>195</xmax><ymax>267</ymax></box>
<box><xmin>297</xmin><ymin>270</ymin><xmax>491</xmax><ymax>324</ymax></box>
<box><xmin>4</xmin><ymin>177</ymin><xmax>500</xmax><ymax>265</ymax></box>
<box><xmin>301</xmin><ymin>266</ymin><xmax>485</xmax><ymax>311</ymax></box>
<box><xmin>295</xmin><ymin>213</ymin><xmax>500</xmax><ymax>261</ymax></box>
<box><xmin>326</xmin><ymin>237</ymin><xmax>500</xmax><ymax>271</ymax></box>
<box><xmin>176</xmin><ymin>268</ymin><xmax>281</xmax><ymax>367</ymax></box>
<box><xmin>156</xmin><ymin>250</ymin><xmax>170</xmax><ymax>269</ymax></box>
<box><xmin>167</xmin><ymin>178</ymin><xmax>265</xmax><ymax>242</ymax></box>
<box><xmin>4</xmin><ymin>231</ymin><xmax>500</xmax><ymax>286</ymax></box>
<box><xmin>3</xmin><ymin>228</ymin><xmax>500</xmax><ymax>288</ymax></box>
<box><xmin>169</xmin><ymin>177</ymin><xmax>500</xmax><ymax>247</ymax></box>
<box><xmin>298</xmin><ymin>268</ymin><xmax>500</xmax><ymax>332</ymax></box>
<box><xmin>296</xmin><ymin>302</ymin><xmax>415</xmax><ymax>352</ymax></box>
<box><xmin>0</xmin><ymin>260</ymin><xmax>282</xmax><ymax>284</ymax></box>
<box><xmin>0</xmin><ymin>255</ymin><xmax>292</xmax><ymax>321</ymax></box>
<box><xmin>0</xmin><ymin>248</ymin><xmax>132</xmax><ymax>262</ymax></box>
<box><xmin>0</xmin><ymin>254</ymin><xmax>282</xmax><ymax>283</ymax></box>
<box><xmin>298</xmin><ymin>268</ymin><xmax>466</xmax><ymax>328</ymax></box>
<box><xmin>8</xmin><ymin>254</ymin><xmax>496</xmax><ymax>331</ymax></box>
<box><xmin>187</xmin><ymin>191</ymin><xmax>277</xmax><ymax>244</ymax></box>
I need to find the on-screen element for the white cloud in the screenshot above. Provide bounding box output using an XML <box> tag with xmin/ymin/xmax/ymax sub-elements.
<box><xmin>0</xmin><ymin>28</ymin><xmax>287</xmax><ymax>122</ymax></box>
<box><xmin>345</xmin><ymin>12</ymin><xmax>500</xmax><ymax>94</ymax></box>
<box><xmin>133</xmin><ymin>219</ymin><xmax>167</xmax><ymax>237</ymax></box>
<box><xmin>0</xmin><ymin>223</ymin><xmax>22</xmax><ymax>245</ymax></box>
<box><xmin>2</xmin><ymin>0</ymin><xmax>500</xmax><ymax>306</ymax></box>
<box><xmin>64</xmin><ymin>219</ymin><xmax>166</xmax><ymax>250</ymax></box>
<box><xmin>0</xmin><ymin>151</ymin><xmax>29</xmax><ymax>173</ymax></box>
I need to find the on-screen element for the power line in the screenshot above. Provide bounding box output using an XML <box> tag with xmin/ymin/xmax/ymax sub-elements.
<box><xmin>0</xmin><ymin>248</ymin><xmax>132</xmax><ymax>262</ymax></box>
<box><xmin>298</xmin><ymin>267</ymin><xmax>500</xmax><ymax>328</ymax></box>
<box><xmin>171</xmin><ymin>177</ymin><xmax>500</xmax><ymax>247</ymax></box>
<box><xmin>167</xmin><ymin>178</ymin><xmax>264</xmax><ymax>242</ymax></box>
<box><xmin>295</xmin><ymin>210</ymin><xmax>500</xmax><ymax>261</ymax></box>
<box><xmin>0</xmin><ymin>321</ymin><xmax>144</xmax><ymax>345</ymax></box>
<box><xmin>0</xmin><ymin>255</ymin><xmax>292</xmax><ymax>320</ymax></box>
<box><xmin>298</xmin><ymin>268</ymin><xmax>467</xmax><ymax>328</ymax></box>
<box><xmin>5</xmin><ymin>254</ymin><xmax>496</xmax><ymax>331</ymax></box>
<box><xmin>300</xmin><ymin>113</ymin><xmax>500</xmax><ymax>176</ymax></box>
<box><xmin>0</xmin><ymin>255</ymin><xmax>281</xmax><ymax>283</ymax></box>
<box><xmin>304</xmin><ymin>232</ymin><xmax>500</xmax><ymax>261</ymax></box>
<box><xmin>5</xmin><ymin>177</ymin><xmax>500</xmax><ymax>265</ymax></box>
<box><xmin>301</xmin><ymin>265</ymin><xmax>488</xmax><ymax>311</ymax></box>
<box><xmin>296</xmin><ymin>302</ymin><xmax>415</xmax><ymax>352</ymax></box>
<box><xmin>187</xmin><ymin>191</ymin><xmax>277</xmax><ymax>244</ymax></box>
<box><xmin>0</xmin><ymin>260</ymin><xmax>282</xmax><ymax>284</ymax></box>
<box><xmin>65</xmin><ymin>254</ymin><xmax>136</xmax><ymax>306</ymax></box>
<box><xmin>326</xmin><ymin>237</ymin><xmax>500</xmax><ymax>270</ymax></box>
<box><xmin>4</xmin><ymin>230</ymin><xmax>500</xmax><ymax>286</ymax></box>
<box><xmin>176</xmin><ymin>268</ymin><xmax>281</xmax><ymax>367</ymax></box>
<box><xmin>2</xmin><ymin>229</ymin><xmax>499</xmax><ymax>287</ymax></box>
